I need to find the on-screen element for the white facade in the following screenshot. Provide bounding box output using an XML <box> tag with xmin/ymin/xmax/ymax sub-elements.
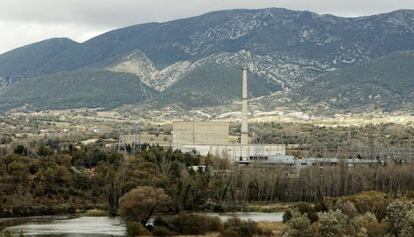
<box><xmin>173</xmin><ymin>122</ymin><xmax>229</xmax><ymax>149</ymax></box>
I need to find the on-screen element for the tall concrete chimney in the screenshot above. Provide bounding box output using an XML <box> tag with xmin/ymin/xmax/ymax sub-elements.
<box><xmin>241</xmin><ymin>65</ymin><xmax>249</xmax><ymax>145</ymax></box>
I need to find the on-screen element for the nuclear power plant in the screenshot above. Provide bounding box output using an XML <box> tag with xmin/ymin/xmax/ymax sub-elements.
<box><xmin>118</xmin><ymin>66</ymin><xmax>378</xmax><ymax>167</ymax></box>
<box><xmin>108</xmin><ymin>57</ymin><xmax>414</xmax><ymax>167</ymax></box>
<box><xmin>119</xmin><ymin>65</ymin><xmax>287</xmax><ymax>161</ymax></box>
<box><xmin>172</xmin><ymin>66</ymin><xmax>287</xmax><ymax>161</ymax></box>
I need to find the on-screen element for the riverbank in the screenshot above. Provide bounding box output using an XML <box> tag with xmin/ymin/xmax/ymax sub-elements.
<box><xmin>258</xmin><ymin>222</ymin><xmax>287</xmax><ymax>237</ymax></box>
<box><xmin>0</xmin><ymin>204</ymin><xmax>105</xmax><ymax>219</ymax></box>
<box><xmin>180</xmin><ymin>220</ymin><xmax>287</xmax><ymax>237</ymax></box>
<box><xmin>1</xmin><ymin>212</ymin><xmax>287</xmax><ymax>236</ymax></box>
<box><xmin>1</xmin><ymin>201</ymin><xmax>293</xmax><ymax>219</ymax></box>
<box><xmin>244</xmin><ymin>202</ymin><xmax>292</xmax><ymax>213</ymax></box>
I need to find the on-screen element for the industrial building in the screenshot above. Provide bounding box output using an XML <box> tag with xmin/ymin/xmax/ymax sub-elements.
<box><xmin>119</xmin><ymin>66</ymin><xmax>397</xmax><ymax>167</ymax></box>
<box><xmin>171</xmin><ymin>66</ymin><xmax>288</xmax><ymax>162</ymax></box>
<box><xmin>172</xmin><ymin>121</ymin><xmax>230</xmax><ymax>150</ymax></box>
<box><xmin>119</xmin><ymin>66</ymin><xmax>288</xmax><ymax>162</ymax></box>
<box><xmin>172</xmin><ymin>119</ymin><xmax>286</xmax><ymax>161</ymax></box>
<box><xmin>238</xmin><ymin>156</ymin><xmax>380</xmax><ymax>168</ymax></box>
<box><xmin>179</xmin><ymin>144</ymin><xmax>286</xmax><ymax>161</ymax></box>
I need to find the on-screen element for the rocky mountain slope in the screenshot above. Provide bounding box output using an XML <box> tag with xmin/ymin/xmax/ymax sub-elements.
<box><xmin>0</xmin><ymin>8</ymin><xmax>413</xmax><ymax>113</ymax></box>
<box><xmin>292</xmin><ymin>51</ymin><xmax>414</xmax><ymax>112</ymax></box>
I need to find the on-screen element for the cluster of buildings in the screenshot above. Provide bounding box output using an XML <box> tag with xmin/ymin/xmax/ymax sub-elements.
<box><xmin>169</xmin><ymin>66</ymin><xmax>289</xmax><ymax>162</ymax></box>
<box><xmin>120</xmin><ymin>66</ymin><xmax>378</xmax><ymax>168</ymax></box>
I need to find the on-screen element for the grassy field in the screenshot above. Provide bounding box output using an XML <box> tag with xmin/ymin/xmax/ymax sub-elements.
<box><xmin>176</xmin><ymin>222</ymin><xmax>286</xmax><ymax>237</ymax></box>
<box><xmin>246</xmin><ymin>202</ymin><xmax>292</xmax><ymax>213</ymax></box>
<box><xmin>258</xmin><ymin>222</ymin><xmax>286</xmax><ymax>237</ymax></box>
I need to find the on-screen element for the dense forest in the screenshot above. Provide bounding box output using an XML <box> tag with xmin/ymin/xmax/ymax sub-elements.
<box><xmin>2</xmin><ymin>139</ymin><xmax>414</xmax><ymax>215</ymax></box>
<box><xmin>2</xmin><ymin>138</ymin><xmax>414</xmax><ymax>236</ymax></box>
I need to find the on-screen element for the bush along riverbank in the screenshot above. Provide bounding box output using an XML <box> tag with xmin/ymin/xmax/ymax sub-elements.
<box><xmin>283</xmin><ymin>191</ymin><xmax>414</xmax><ymax>237</ymax></box>
<box><xmin>117</xmin><ymin>186</ymin><xmax>276</xmax><ymax>237</ymax></box>
<box><xmin>127</xmin><ymin>214</ymin><xmax>272</xmax><ymax>237</ymax></box>
<box><xmin>0</xmin><ymin>203</ymin><xmax>104</xmax><ymax>218</ymax></box>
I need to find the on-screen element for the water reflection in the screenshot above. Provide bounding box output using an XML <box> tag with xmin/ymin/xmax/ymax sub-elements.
<box><xmin>1</xmin><ymin>216</ymin><xmax>125</xmax><ymax>237</ymax></box>
<box><xmin>0</xmin><ymin>212</ymin><xmax>283</xmax><ymax>236</ymax></box>
<box><xmin>206</xmin><ymin>212</ymin><xmax>284</xmax><ymax>222</ymax></box>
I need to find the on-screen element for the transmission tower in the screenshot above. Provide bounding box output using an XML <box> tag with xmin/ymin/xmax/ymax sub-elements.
<box><xmin>118</xmin><ymin>123</ymin><xmax>141</xmax><ymax>154</ymax></box>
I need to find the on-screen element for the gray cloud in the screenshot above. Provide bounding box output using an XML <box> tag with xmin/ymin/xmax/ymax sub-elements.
<box><xmin>0</xmin><ymin>0</ymin><xmax>413</xmax><ymax>53</ymax></box>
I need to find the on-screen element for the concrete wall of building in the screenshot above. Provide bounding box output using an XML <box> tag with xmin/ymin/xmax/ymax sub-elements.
<box><xmin>173</xmin><ymin>122</ymin><xmax>194</xmax><ymax>147</ymax></box>
<box><xmin>173</xmin><ymin>122</ymin><xmax>229</xmax><ymax>149</ymax></box>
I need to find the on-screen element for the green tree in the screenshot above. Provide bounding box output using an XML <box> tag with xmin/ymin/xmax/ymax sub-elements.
<box><xmin>318</xmin><ymin>209</ymin><xmax>349</xmax><ymax>237</ymax></box>
<box><xmin>14</xmin><ymin>145</ymin><xmax>27</xmax><ymax>156</ymax></box>
<box><xmin>247</xmin><ymin>178</ymin><xmax>259</xmax><ymax>202</ymax></box>
<box><xmin>119</xmin><ymin>186</ymin><xmax>170</xmax><ymax>225</ymax></box>
<box><xmin>385</xmin><ymin>200</ymin><xmax>413</xmax><ymax>236</ymax></box>
<box><xmin>401</xmin><ymin>209</ymin><xmax>414</xmax><ymax>237</ymax></box>
<box><xmin>37</xmin><ymin>145</ymin><xmax>53</xmax><ymax>156</ymax></box>
<box><xmin>286</xmin><ymin>212</ymin><xmax>315</xmax><ymax>237</ymax></box>
<box><xmin>353</xmin><ymin>212</ymin><xmax>387</xmax><ymax>237</ymax></box>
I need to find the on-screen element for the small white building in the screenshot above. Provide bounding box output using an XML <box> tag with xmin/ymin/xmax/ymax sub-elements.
<box><xmin>239</xmin><ymin>156</ymin><xmax>380</xmax><ymax>168</ymax></box>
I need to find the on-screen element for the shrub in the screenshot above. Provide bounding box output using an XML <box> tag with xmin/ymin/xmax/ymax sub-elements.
<box><xmin>153</xmin><ymin>216</ymin><xmax>174</xmax><ymax>231</ymax></box>
<box><xmin>283</xmin><ymin>210</ymin><xmax>293</xmax><ymax>223</ymax></box>
<box><xmin>220</xmin><ymin>218</ymin><xmax>266</xmax><ymax>237</ymax></box>
<box><xmin>84</xmin><ymin>209</ymin><xmax>107</xmax><ymax>217</ymax></box>
<box><xmin>220</xmin><ymin>227</ymin><xmax>241</xmax><ymax>237</ymax></box>
<box><xmin>385</xmin><ymin>199</ymin><xmax>413</xmax><ymax>236</ymax></box>
<box><xmin>204</xmin><ymin>215</ymin><xmax>223</xmax><ymax>231</ymax></box>
<box><xmin>151</xmin><ymin>226</ymin><xmax>175</xmax><ymax>236</ymax></box>
<box><xmin>337</xmin><ymin>192</ymin><xmax>389</xmax><ymax>220</ymax></box>
<box><xmin>293</xmin><ymin>202</ymin><xmax>312</xmax><ymax>212</ymax></box>
<box><xmin>337</xmin><ymin>201</ymin><xmax>359</xmax><ymax>218</ymax></box>
<box><xmin>118</xmin><ymin>186</ymin><xmax>170</xmax><ymax>225</ymax></box>
<box><xmin>401</xmin><ymin>209</ymin><xmax>414</xmax><ymax>237</ymax></box>
<box><xmin>294</xmin><ymin>202</ymin><xmax>318</xmax><ymax>222</ymax></box>
<box><xmin>126</xmin><ymin>222</ymin><xmax>152</xmax><ymax>237</ymax></box>
<box><xmin>156</xmin><ymin>214</ymin><xmax>222</xmax><ymax>235</ymax></box>
<box><xmin>286</xmin><ymin>212</ymin><xmax>315</xmax><ymax>237</ymax></box>
<box><xmin>314</xmin><ymin>202</ymin><xmax>329</xmax><ymax>213</ymax></box>
<box><xmin>353</xmin><ymin>212</ymin><xmax>387</xmax><ymax>237</ymax></box>
<box><xmin>284</xmin><ymin>203</ymin><xmax>319</xmax><ymax>223</ymax></box>
<box><xmin>318</xmin><ymin>209</ymin><xmax>349</xmax><ymax>237</ymax></box>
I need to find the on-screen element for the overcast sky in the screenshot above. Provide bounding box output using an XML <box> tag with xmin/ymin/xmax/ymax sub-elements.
<box><xmin>0</xmin><ymin>0</ymin><xmax>413</xmax><ymax>54</ymax></box>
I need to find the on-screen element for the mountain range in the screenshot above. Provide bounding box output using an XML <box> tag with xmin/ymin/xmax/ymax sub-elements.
<box><xmin>0</xmin><ymin>8</ymin><xmax>413</xmax><ymax>114</ymax></box>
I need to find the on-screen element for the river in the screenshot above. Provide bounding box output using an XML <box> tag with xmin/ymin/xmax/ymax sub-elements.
<box><xmin>0</xmin><ymin>216</ymin><xmax>125</xmax><ymax>237</ymax></box>
<box><xmin>206</xmin><ymin>212</ymin><xmax>284</xmax><ymax>222</ymax></box>
<box><xmin>0</xmin><ymin>212</ymin><xmax>284</xmax><ymax>236</ymax></box>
